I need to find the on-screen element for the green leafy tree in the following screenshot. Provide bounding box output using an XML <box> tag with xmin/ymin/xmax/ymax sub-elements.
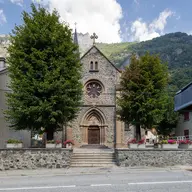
<box><xmin>156</xmin><ymin>94</ymin><xmax>178</xmax><ymax>138</ymax></box>
<box><xmin>5</xmin><ymin>4</ymin><xmax>82</xmax><ymax>140</ymax></box>
<box><xmin>118</xmin><ymin>53</ymin><xmax>168</xmax><ymax>140</ymax></box>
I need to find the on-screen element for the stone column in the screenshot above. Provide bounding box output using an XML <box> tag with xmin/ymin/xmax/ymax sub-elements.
<box><xmin>100</xmin><ymin>126</ymin><xmax>105</xmax><ymax>145</ymax></box>
<box><xmin>116</xmin><ymin>120</ymin><xmax>122</xmax><ymax>148</ymax></box>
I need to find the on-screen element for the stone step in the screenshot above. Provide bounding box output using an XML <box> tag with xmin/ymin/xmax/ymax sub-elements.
<box><xmin>71</xmin><ymin>156</ymin><xmax>115</xmax><ymax>159</ymax></box>
<box><xmin>73</xmin><ymin>150</ymin><xmax>114</xmax><ymax>154</ymax></box>
<box><xmin>70</xmin><ymin>162</ymin><xmax>116</xmax><ymax>167</ymax></box>
<box><xmin>72</xmin><ymin>154</ymin><xmax>115</xmax><ymax>157</ymax></box>
<box><xmin>71</xmin><ymin>159</ymin><xmax>116</xmax><ymax>162</ymax></box>
<box><xmin>70</xmin><ymin>152</ymin><xmax>116</xmax><ymax>167</ymax></box>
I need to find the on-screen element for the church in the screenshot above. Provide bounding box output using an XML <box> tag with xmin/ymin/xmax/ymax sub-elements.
<box><xmin>0</xmin><ymin>30</ymin><xmax>139</xmax><ymax>149</ymax></box>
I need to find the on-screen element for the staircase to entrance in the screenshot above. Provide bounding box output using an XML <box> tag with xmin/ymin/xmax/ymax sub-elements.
<box><xmin>70</xmin><ymin>146</ymin><xmax>116</xmax><ymax>167</ymax></box>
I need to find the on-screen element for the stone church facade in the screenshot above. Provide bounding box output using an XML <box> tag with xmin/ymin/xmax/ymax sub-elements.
<box><xmin>66</xmin><ymin>45</ymin><xmax>121</xmax><ymax>148</ymax></box>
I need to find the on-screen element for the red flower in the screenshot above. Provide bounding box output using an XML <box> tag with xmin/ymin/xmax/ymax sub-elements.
<box><xmin>127</xmin><ymin>138</ymin><xmax>137</xmax><ymax>144</ymax></box>
<box><xmin>55</xmin><ymin>140</ymin><xmax>61</xmax><ymax>145</ymax></box>
<box><xmin>179</xmin><ymin>140</ymin><xmax>192</xmax><ymax>144</ymax></box>
<box><xmin>64</xmin><ymin>140</ymin><xmax>74</xmax><ymax>145</ymax></box>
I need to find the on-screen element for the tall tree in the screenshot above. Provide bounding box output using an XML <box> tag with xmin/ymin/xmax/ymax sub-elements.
<box><xmin>118</xmin><ymin>53</ymin><xmax>168</xmax><ymax>140</ymax></box>
<box><xmin>5</xmin><ymin>4</ymin><xmax>82</xmax><ymax>140</ymax></box>
<box><xmin>156</xmin><ymin>92</ymin><xmax>179</xmax><ymax>138</ymax></box>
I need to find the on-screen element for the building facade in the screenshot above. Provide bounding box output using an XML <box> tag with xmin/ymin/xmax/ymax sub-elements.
<box><xmin>65</xmin><ymin>45</ymin><xmax>121</xmax><ymax>148</ymax></box>
<box><xmin>175</xmin><ymin>82</ymin><xmax>192</xmax><ymax>139</ymax></box>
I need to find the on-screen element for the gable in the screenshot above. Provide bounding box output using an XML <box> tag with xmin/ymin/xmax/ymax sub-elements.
<box><xmin>80</xmin><ymin>45</ymin><xmax>120</xmax><ymax>73</ymax></box>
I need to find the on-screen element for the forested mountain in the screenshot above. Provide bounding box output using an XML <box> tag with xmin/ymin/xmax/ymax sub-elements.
<box><xmin>97</xmin><ymin>32</ymin><xmax>192</xmax><ymax>91</ymax></box>
<box><xmin>0</xmin><ymin>32</ymin><xmax>192</xmax><ymax>91</ymax></box>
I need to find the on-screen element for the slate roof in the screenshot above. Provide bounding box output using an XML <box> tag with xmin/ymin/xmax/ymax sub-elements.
<box><xmin>174</xmin><ymin>81</ymin><xmax>192</xmax><ymax>111</ymax></box>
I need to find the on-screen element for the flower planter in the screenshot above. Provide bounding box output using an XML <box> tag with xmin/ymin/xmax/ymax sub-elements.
<box><xmin>55</xmin><ymin>143</ymin><xmax>62</xmax><ymax>148</ymax></box>
<box><xmin>161</xmin><ymin>144</ymin><xmax>178</xmax><ymax>149</ymax></box>
<box><xmin>6</xmin><ymin>143</ymin><xmax>23</xmax><ymax>148</ymax></box>
<box><xmin>137</xmin><ymin>144</ymin><xmax>146</xmax><ymax>149</ymax></box>
<box><xmin>66</xmin><ymin>143</ymin><xmax>73</xmax><ymax>149</ymax></box>
<box><xmin>179</xmin><ymin>144</ymin><xmax>192</xmax><ymax>149</ymax></box>
<box><xmin>128</xmin><ymin>144</ymin><xmax>138</xmax><ymax>149</ymax></box>
<box><xmin>46</xmin><ymin>144</ymin><xmax>56</xmax><ymax>148</ymax></box>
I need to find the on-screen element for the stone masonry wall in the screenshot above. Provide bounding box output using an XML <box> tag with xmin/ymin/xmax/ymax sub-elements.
<box><xmin>116</xmin><ymin>149</ymin><xmax>192</xmax><ymax>167</ymax></box>
<box><xmin>0</xmin><ymin>149</ymin><xmax>72</xmax><ymax>171</ymax></box>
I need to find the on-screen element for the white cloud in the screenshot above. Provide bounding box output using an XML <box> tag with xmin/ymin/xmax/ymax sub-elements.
<box><xmin>134</xmin><ymin>0</ymin><xmax>139</xmax><ymax>6</ymax></box>
<box><xmin>33</xmin><ymin>0</ymin><xmax>123</xmax><ymax>43</ymax></box>
<box><xmin>130</xmin><ymin>9</ymin><xmax>173</xmax><ymax>42</ymax></box>
<box><xmin>9</xmin><ymin>0</ymin><xmax>23</xmax><ymax>6</ymax></box>
<box><xmin>0</xmin><ymin>9</ymin><xmax>6</xmax><ymax>25</ymax></box>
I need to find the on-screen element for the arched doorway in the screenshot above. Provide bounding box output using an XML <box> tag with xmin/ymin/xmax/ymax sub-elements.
<box><xmin>80</xmin><ymin>109</ymin><xmax>107</xmax><ymax>145</ymax></box>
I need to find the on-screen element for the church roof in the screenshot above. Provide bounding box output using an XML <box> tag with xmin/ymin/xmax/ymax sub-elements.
<box><xmin>80</xmin><ymin>45</ymin><xmax>121</xmax><ymax>72</ymax></box>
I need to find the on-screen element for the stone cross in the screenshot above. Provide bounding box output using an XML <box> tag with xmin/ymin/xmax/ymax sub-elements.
<box><xmin>90</xmin><ymin>33</ymin><xmax>98</xmax><ymax>45</ymax></box>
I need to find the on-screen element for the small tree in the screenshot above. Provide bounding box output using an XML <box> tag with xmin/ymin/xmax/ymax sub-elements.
<box><xmin>5</xmin><ymin>4</ymin><xmax>82</xmax><ymax>140</ymax></box>
<box><xmin>156</xmin><ymin>94</ymin><xmax>178</xmax><ymax>138</ymax></box>
<box><xmin>118</xmin><ymin>53</ymin><xmax>168</xmax><ymax>140</ymax></box>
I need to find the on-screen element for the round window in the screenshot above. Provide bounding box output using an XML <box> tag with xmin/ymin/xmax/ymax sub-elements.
<box><xmin>86</xmin><ymin>82</ymin><xmax>102</xmax><ymax>98</ymax></box>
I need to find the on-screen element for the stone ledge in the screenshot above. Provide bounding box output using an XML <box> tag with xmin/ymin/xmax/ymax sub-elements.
<box><xmin>116</xmin><ymin>148</ymin><xmax>192</xmax><ymax>151</ymax></box>
<box><xmin>0</xmin><ymin>148</ymin><xmax>73</xmax><ymax>151</ymax></box>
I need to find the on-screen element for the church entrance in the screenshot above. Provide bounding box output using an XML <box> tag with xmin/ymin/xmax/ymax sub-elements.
<box><xmin>88</xmin><ymin>126</ymin><xmax>100</xmax><ymax>144</ymax></box>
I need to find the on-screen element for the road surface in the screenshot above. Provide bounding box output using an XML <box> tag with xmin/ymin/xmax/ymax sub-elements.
<box><xmin>0</xmin><ymin>167</ymin><xmax>192</xmax><ymax>191</ymax></box>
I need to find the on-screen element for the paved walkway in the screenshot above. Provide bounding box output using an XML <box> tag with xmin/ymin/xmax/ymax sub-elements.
<box><xmin>0</xmin><ymin>166</ymin><xmax>189</xmax><ymax>178</ymax></box>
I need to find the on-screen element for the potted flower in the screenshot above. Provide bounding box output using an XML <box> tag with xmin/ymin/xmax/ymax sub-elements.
<box><xmin>64</xmin><ymin>140</ymin><xmax>74</xmax><ymax>149</ymax></box>
<box><xmin>160</xmin><ymin>139</ymin><xmax>178</xmax><ymax>149</ymax></box>
<box><xmin>179</xmin><ymin>140</ymin><xmax>192</xmax><ymax>149</ymax></box>
<box><xmin>137</xmin><ymin>138</ymin><xmax>146</xmax><ymax>149</ymax></box>
<box><xmin>46</xmin><ymin>140</ymin><xmax>56</xmax><ymax>148</ymax></box>
<box><xmin>55</xmin><ymin>140</ymin><xmax>62</xmax><ymax>148</ymax></box>
<box><xmin>128</xmin><ymin>138</ymin><xmax>137</xmax><ymax>149</ymax></box>
<box><xmin>6</xmin><ymin>139</ymin><xmax>23</xmax><ymax>148</ymax></box>
<box><xmin>128</xmin><ymin>138</ymin><xmax>146</xmax><ymax>149</ymax></box>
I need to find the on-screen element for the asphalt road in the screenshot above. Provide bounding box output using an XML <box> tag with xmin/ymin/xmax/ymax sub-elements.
<box><xmin>1</xmin><ymin>168</ymin><xmax>192</xmax><ymax>191</ymax></box>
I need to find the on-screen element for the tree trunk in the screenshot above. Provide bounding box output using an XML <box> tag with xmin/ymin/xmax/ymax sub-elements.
<box><xmin>136</xmin><ymin>124</ymin><xmax>141</xmax><ymax>141</ymax></box>
<box><xmin>46</xmin><ymin>129</ymin><xmax>54</xmax><ymax>140</ymax></box>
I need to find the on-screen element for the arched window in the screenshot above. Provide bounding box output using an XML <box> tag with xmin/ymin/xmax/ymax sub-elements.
<box><xmin>90</xmin><ymin>61</ymin><xmax>94</xmax><ymax>70</ymax></box>
<box><xmin>89</xmin><ymin>61</ymin><xmax>98</xmax><ymax>72</ymax></box>
<box><xmin>95</xmin><ymin>61</ymin><xmax>98</xmax><ymax>70</ymax></box>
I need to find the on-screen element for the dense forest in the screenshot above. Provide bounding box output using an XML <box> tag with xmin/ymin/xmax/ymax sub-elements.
<box><xmin>97</xmin><ymin>32</ymin><xmax>192</xmax><ymax>92</ymax></box>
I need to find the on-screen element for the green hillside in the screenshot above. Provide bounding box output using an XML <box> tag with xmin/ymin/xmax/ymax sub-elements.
<box><xmin>96</xmin><ymin>42</ymin><xmax>135</xmax><ymax>68</ymax></box>
<box><xmin>97</xmin><ymin>32</ymin><xmax>192</xmax><ymax>91</ymax></box>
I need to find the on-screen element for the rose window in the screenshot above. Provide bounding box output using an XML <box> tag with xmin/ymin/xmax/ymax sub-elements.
<box><xmin>86</xmin><ymin>82</ymin><xmax>102</xmax><ymax>98</ymax></box>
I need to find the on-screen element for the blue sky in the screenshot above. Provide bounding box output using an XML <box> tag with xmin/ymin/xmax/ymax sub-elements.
<box><xmin>0</xmin><ymin>0</ymin><xmax>191</xmax><ymax>43</ymax></box>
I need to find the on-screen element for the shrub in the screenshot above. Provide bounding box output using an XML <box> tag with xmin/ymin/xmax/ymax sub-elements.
<box><xmin>7</xmin><ymin>139</ymin><xmax>22</xmax><ymax>144</ymax></box>
<box><xmin>46</xmin><ymin>140</ymin><xmax>55</xmax><ymax>144</ymax></box>
<box><xmin>160</xmin><ymin>139</ymin><xmax>177</xmax><ymax>144</ymax></box>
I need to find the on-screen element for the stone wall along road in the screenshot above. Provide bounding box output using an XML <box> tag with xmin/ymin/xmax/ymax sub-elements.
<box><xmin>116</xmin><ymin>149</ymin><xmax>192</xmax><ymax>167</ymax></box>
<box><xmin>0</xmin><ymin>148</ymin><xmax>72</xmax><ymax>171</ymax></box>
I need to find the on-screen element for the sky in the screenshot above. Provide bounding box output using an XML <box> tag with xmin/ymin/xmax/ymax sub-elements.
<box><xmin>0</xmin><ymin>0</ymin><xmax>191</xmax><ymax>43</ymax></box>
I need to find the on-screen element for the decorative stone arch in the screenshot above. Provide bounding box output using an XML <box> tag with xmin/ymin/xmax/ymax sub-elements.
<box><xmin>80</xmin><ymin>108</ymin><xmax>108</xmax><ymax>145</ymax></box>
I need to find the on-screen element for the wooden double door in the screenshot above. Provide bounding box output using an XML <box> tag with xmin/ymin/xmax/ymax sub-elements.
<box><xmin>88</xmin><ymin>126</ymin><xmax>100</xmax><ymax>144</ymax></box>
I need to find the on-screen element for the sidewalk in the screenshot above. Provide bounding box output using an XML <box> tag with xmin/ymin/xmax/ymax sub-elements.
<box><xmin>0</xmin><ymin>166</ymin><xmax>187</xmax><ymax>178</ymax></box>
